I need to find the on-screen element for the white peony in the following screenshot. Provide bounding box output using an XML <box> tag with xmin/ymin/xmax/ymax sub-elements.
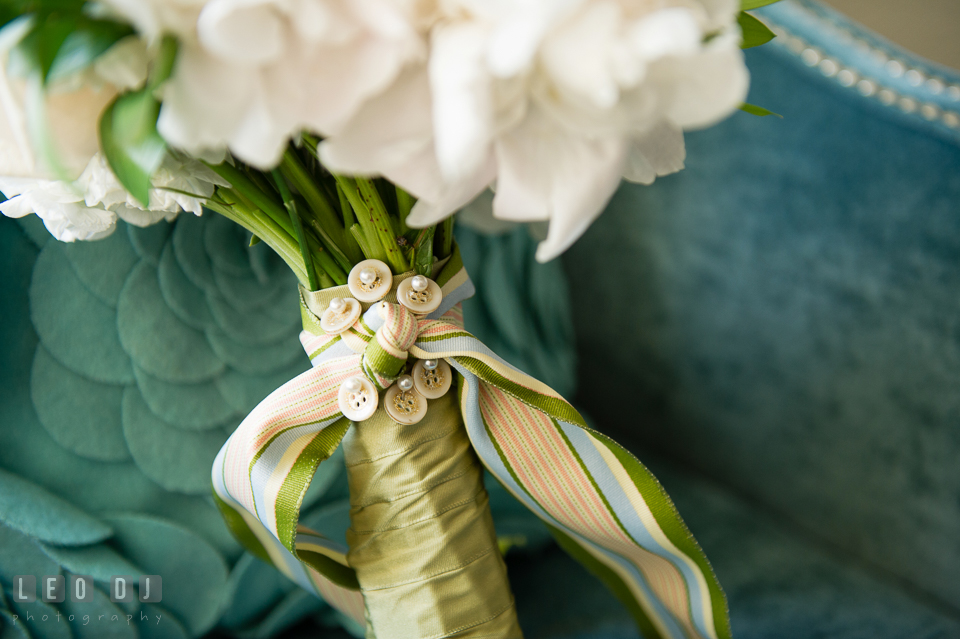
<box><xmin>154</xmin><ymin>0</ymin><xmax>424</xmax><ymax>169</ymax></box>
<box><xmin>322</xmin><ymin>0</ymin><xmax>749</xmax><ymax>261</ymax></box>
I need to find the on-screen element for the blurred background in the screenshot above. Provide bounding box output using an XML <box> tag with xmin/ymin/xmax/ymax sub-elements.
<box><xmin>823</xmin><ymin>0</ymin><xmax>960</xmax><ymax>69</ymax></box>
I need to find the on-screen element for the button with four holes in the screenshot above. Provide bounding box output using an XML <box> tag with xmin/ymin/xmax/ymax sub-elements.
<box><xmin>338</xmin><ymin>376</ymin><xmax>378</xmax><ymax>422</ymax></box>
<box><xmin>397</xmin><ymin>275</ymin><xmax>442</xmax><ymax>315</ymax></box>
<box><xmin>412</xmin><ymin>358</ymin><xmax>452</xmax><ymax>399</ymax></box>
<box><xmin>384</xmin><ymin>375</ymin><xmax>427</xmax><ymax>424</ymax></box>
<box><xmin>348</xmin><ymin>259</ymin><xmax>392</xmax><ymax>303</ymax></box>
<box><xmin>320</xmin><ymin>297</ymin><xmax>361</xmax><ymax>334</ymax></box>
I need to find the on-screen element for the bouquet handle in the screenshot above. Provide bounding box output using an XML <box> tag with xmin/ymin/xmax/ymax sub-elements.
<box><xmin>344</xmin><ymin>391</ymin><xmax>521</xmax><ymax>638</ymax></box>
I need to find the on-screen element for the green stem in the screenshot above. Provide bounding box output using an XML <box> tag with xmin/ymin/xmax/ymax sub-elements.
<box><xmin>301</xmin><ymin>133</ymin><xmax>319</xmax><ymax>156</ymax></box>
<box><xmin>271</xmin><ymin>170</ymin><xmax>319</xmax><ymax>291</ymax></box>
<box><xmin>206</xmin><ymin>195</ymin><xmax>307</xmax><ymax>285</ymax></box>
<box><xmin>355</xmin><ymin>177</ymin><xmax>409</xmax><ymax>273</ymax></box>
<box><xmin>204</xmin><ymin>162</ymin><xmax>295</xmax><ymax>238</ymax></box>
<box><xmin>436</xmin><ymin>217</ymin><xmax>455</xmax><ymax>259</ymax></box>
<box><xmin>338</xmin><ymin>182</ymin><xmax>355</xmax><ymax>229</ymax></box>
<box><xmin>280</xmin><ymin>151</ymin><xmax>341</xmax><ymax>234</ymax></box>
<box><xmin>396</xmin><ymin>186</ymin><xmax>415</xmax><ymax>234</ymax></box>
<box><xmin>306</xmin><ymin>234</ymin><xmax>347</xmax><ymax>286</ymax></box>
<box><xmin>335</xmin><ymin>176</ymin><xmax>389</xmax><ymax>264</ymax></box>
<box><xmin>244</xmin><ymin>167</ymin><xmax>281</xmax><ymax>206</ymax></box>
<box><xmin>281</xmin><ymin>150</ymin><xmax>364</xmax><ymax>267</ymax></box>
<box><xmin>349</xmin><ymin>224</ymin><xmax>376</xmax><ymax>260</ymax></box>
<box><xmin>304</xmin><ymin>217</ymin><xmax>353</xmax><ymax>274</ymax></box>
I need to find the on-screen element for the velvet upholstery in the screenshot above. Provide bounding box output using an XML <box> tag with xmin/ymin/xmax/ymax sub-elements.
<box><xmin>562</xmin><ymin>0</ymin><xmax>960</xmax><ymax>632</ymax></box>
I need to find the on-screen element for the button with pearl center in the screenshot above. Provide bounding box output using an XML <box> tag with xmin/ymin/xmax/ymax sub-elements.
<box><xmin>384</xmin><ymin>374</ymin><xmax>427</xmax><ymax>424</ymax></box>
<box><xmin>348</xmin><ymin>259</ymin><xmax>392</xmax><ymax>303</ymax></box>
<box><xmin>320</xmin><ymin>297</ymin><xmax>361</xmax><ymax>334</ymax></box>
<box><xmin>397</xmin><ymin>274</ymin><xmax>442</xmax><ymax>315</ymax></box>
<box><xmin>338</xmin><ymin>376</ymin><xmax>378</xmax><ymax>422</ymax></box>
<box><xmin>412</xmin><ymin>358</ymin><xmax>452</xmax><ymax>399</ymax></box>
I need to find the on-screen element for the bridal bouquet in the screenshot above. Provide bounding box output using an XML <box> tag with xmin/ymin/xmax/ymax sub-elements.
<box><xmin>0</xmin><ymin>0</ymin><xmax>778</xmax><ymax>636</ymax></box>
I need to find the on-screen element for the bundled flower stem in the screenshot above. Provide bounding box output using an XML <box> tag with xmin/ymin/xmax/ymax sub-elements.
<box><xmin>203</xmin><ymin>143</ymin><xmax>439</xmax><ymax>292</ymax></box>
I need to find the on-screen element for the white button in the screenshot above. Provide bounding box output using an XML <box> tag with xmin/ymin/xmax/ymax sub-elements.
<box><xmin>412</xmin><ymin>358</ymin><xmax>452</xmax><ymax>399</ymax></box>
<box><xmin>338</xmin><ymin>376</ymin><xmax>378</xmax><ymax>422</ymax></box>
<box><xmin>384</xmin><ymin>384</ymin><xmax>427</xmax><ymax>425</ymax></box>
<box><xmin>320</xmin><ymin>297</ymin><xmax>361</xmax><ymax>334</ymax></box>
<box><xmin>397</xmin><ymin>275</ymin><xmax>442</xmax><ymax>315</ymax></box>
<box><xmin>348</xmin><ymin>259</ymin><xmax>392</xmax><ymax>303</ymax></box>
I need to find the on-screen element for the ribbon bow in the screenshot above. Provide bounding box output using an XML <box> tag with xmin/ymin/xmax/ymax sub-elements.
<box><xmin>212</xmin><ymin>247</ymin><xmax>731</xmax><ymax>639</ymax></box>
<box><xmin>360</xmin><ymin>301</ymin><xmax>420</xmax><ymax>389</ymax></box>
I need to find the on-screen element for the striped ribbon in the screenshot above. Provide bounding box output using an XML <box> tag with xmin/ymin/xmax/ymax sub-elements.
<box><xmin>212</xmin><ymin>247</ymin><xmax>731</xmax><ymax>639</ymax></box>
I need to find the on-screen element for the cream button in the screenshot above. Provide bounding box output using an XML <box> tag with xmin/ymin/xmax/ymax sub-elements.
<box><xmin>412</xmin><ymin>358</ymin><xmax>452</xmax><ymax>399</ymax></box>
<box><xmin>348</xmin><ymin>259</ymin><xmax>392</xmax><ymax>303</ymax></box>
<box><xmin>338</xmin><ymin>376</ymin><xmax>378</xmax><ymax>422</ymax></box>
<box><xmin>397</xmin><ymin>275</ymin><xmax>442</xmax><ymax>315</ymax></box>
<box><xmin>384</xmin><ymin>384</ymin><xmax>427</xmax><ymax>425</ymax></box>
<box><xmin>320</xmin><ymin>297</ymin><xmax>361</xmax><ymax>334</ymax></box>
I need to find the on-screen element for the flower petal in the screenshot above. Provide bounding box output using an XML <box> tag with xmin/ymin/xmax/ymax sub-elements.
<box><xmin>651</xmin><ymin>31</ymin><xmax>749</xmax><ymax>130</ymax></box>
<box><xmin>405</xmin><ymin>153</ymin><xmax>495</xmax><ymax>228</ymax></box>
<box><xmin>540</xmin><ymin>1</ymin><xmax>621</xmax><ymax>109</ymax></box>
<box><xmin>318</xmin><ymin>66</ymin><xmax>434</xmax><ymax>182</ymax></box>
<box><xmin>485</xmin><ymin>0</ymin><xmax>583</xmax><ymax>78</ymax></box>
<box><xmin>492</xmin><ymin>108</ymin><xmax>625</xmax><ymax>261</ymax></box>
<box><xmin>157</xmin><ymin>43</ymin><xmax>254</xmax><ymax>158</ymax></box>
<box><xmin>622</xmin><ymin>121</ymin><xmax>685</xmax><ymax>185</ymax></box>
<box><xmin>198</xmin><ymin>0</ymin><xmax>287</xmax><ymax>65</ymax></box>
<box><xmin>429</xmin><ymin>21</ymin><xmax>494</xmax><ymax>183</ymax></box>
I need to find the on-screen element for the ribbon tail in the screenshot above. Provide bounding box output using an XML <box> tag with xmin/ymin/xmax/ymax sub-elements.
<box><xmin>426</xmin><ymin>342</ymin><xmax>730</xmax><ymax>639</ymax></box>
<box><xmin>213</xmin><ymin>459</ymin><xmax>365</xmax><ymax>624</ymax></box>
<box><xmin>212</xmin><ymin>351</ymin><xmax>366</xmax><ymax>625</ymax></box>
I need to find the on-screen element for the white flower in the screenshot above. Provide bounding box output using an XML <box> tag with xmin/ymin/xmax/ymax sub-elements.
<box><xmin>0</xmin><ymin>177</ymin><xmax>117</xmax><ymax>241</ymax></box>
<box><xmin>1</xmin><ymin>153</ymin><xmax>227</xmax><ymax>241</ymax></box>
<box><xmin>322</xmin><ymin>0</ymin><xmax>748</xmax><ymax>261</ymax></box>
<box><xmin>0</xmin><ymin>19</ymin><xmax>213</xmax><ymax>242</ymax></box>
<box><xmin>155</xmin><ymin>0</ymin><xmax>423</xmax><ymax>168</ymax></box>
<box><xmin>0</xmin><ymin>24</ymin><xmax>148</xmax><ymax>181</ymax></box>
<box><xmin>96</xmin><ymin>0</ymin><xmax>210</xmax><ymax>43</ymax></box>
<box><xmin>78</xmin><ymin>153</ymin><xmax>226</xmax><ymax>223</ymax></box>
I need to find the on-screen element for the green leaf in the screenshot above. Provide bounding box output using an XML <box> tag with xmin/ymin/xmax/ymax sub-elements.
<box><xmin>148</xmin><ymin>35</ymin><xmax>178</xmax><ymax>91</ymax></box>
<box><xmin>739</xmin><ymin>11</ymin><xmax>776</xmax><ymax>49</ymax></box>
<box><xmin>96</xmin><ymin>36</ymin><xmax>178</xmax><ymax>207</ymax></box>
<box><xmin>100</xmin><ymin>89</ymin><xmax>166</xmax><ymax>207</ymax></box>
<box><xmin>741</xmin><ymin>0</ymin><xmax>781</xmax><ymax>9</ymax></box>
<box><xmin>8</xmin><ymin>15</ymin><xmax>73</xmax><ymax>81</ymax></box>
<box><xmin>740</xmin><ymin>102</ymin><xmax>783</xmax><ymax>118</ymax></box>
<box><xmin>413</xmin><ymin>226</ymin><xmax>435</xmax><ymax>277</ymax></box>
<box><xmin>47</xmin><ymin>19</ymin><xmax>133</xmax><ymax>82</ymax></box>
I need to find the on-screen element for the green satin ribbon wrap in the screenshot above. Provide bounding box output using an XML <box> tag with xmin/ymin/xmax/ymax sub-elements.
<box><xmin>343</xmin><ymin>391</ymin><xmax>521</xmax><ymax>638</ymax></box>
